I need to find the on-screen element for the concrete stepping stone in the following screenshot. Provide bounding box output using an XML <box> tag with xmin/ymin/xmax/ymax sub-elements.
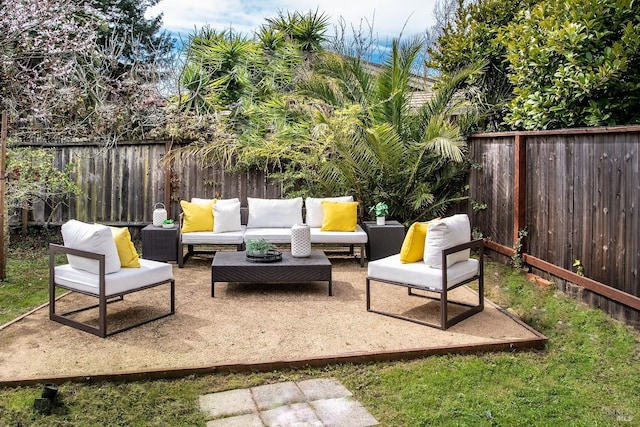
<box><xmin>199</xmin><ymin>377</ymin><xmax>378</xmax><ymax>426</ymax></box>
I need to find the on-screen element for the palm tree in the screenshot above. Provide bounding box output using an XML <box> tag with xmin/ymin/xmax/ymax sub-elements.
<box><xmin>264</xmin><ymin>9</ymin><xmax>330</xmax><ymax>56</ymax></box>
<box><xmin>300</xmin><ymin>36</ymin><xmax>485</xmax><ymax>223</ymax></box>
<box><xmin>177</xmin><ymin>27</ymin><xmax>260</xmax><ymax>112</ymax></box>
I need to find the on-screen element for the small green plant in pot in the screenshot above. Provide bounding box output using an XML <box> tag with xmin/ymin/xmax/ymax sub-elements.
<box><xmin>245</xmin><ymin>238</ymin><xmax>276</xmax><ymax>256</ymax></box>
<box><xmin>369</xmin><ymin>202</ymin><xmax>389</xmax><ymax>225</ymax></box>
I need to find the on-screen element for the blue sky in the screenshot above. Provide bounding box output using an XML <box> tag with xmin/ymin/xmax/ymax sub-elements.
<box><xmin>147</xmin><ymin>0</ymin><xmax>438</xmax><ymax>60</ymax></box>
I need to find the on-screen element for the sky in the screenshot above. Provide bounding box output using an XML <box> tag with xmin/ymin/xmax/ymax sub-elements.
<box><xmin>147</xmin><ymin>0</ymin><xmax>439</xmax><ymax>52</ymax></box>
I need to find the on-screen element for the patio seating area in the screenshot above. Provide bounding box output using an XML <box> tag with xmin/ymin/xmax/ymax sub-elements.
<box><xmin>0</xmin><ymin>256</ymin><xmax>545</xmax><ymax>386</ymax></box>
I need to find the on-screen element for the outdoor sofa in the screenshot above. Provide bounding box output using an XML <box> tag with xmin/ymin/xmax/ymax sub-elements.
<box><xmin>178</xmin><ymin>196</ymin><xmax>368</xmax><ymax>267</ymax></box>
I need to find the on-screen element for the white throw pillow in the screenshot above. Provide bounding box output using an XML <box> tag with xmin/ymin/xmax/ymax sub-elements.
<box><xmin>191</xmin><ymin>197</ymin><xmax>239</xmax><ymax>219</ymax></box>
<box><xmin>305</xmin><ymin>196</ymin><xmax>353</xmax><ymax>228</ymax></box>
<box><xmin>213</xmin><ymin>199</ymin><xmax>242</xmax><ymax>233</ymax></box>
<box><xmin>423</xmin><ymin>214</ymin><xmax>471</xmax><ymax>268</ymax></box>
<box><xmin>61</xmin><ymin>220</ymin><xmax>121</xmax><ymax>274</ymax></box>
<box><xmin>190</xmin><ymin>197</ymin><xmax>214</xmax><ymax>204</ymax></box>
<box><xmin>247</xmin><ymin>197</ymin><xmax>303</xmax><ymax>228</ymax></box>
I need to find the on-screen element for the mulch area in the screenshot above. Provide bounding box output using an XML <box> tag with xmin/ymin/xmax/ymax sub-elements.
<box><xmin>0</xmin><ymin>255</ymin><xmax>546</xmax><ymax>386</ymax></box>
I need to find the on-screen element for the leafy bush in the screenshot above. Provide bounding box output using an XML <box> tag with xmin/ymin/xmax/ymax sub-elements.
<box><xmin>499</xmin><ymin>0</ymin><xmax>640</xmax><ymax>129</ymax></box>
<box><xmin>6</xmin><ymin>147</ymin><xmax>80</xmax><ymax>224</ymax></box>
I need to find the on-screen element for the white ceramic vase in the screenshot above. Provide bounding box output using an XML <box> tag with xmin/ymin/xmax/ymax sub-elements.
<box><xmin>291</xmin><ymin>223</ymin><xmax>311</xmax><ymax>257</ymax></box>
<box><xmin>376</xmin><ymin>216</ymin><xmax>385</xmax><ymax>226</ymax></box>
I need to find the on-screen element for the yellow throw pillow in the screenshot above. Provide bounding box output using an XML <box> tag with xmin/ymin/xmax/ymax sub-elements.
<box><xmin>110</xmin><ymin>226</ymin><xmax>140</xmax><ymax>268</ymax></box>
<box><xmin>320</xmin><ymin>201</ymin><xmax>358</xmax><ymax>232</ymax></box>
<box><xmin>399</xmin><ymin>222</ymin><xmax>429</xmax><ymax>263</ymax></box>
<box><xmin>180</xmin><ymin>200</ymin><xmax>214</xmax><ymax>233</ymax></box>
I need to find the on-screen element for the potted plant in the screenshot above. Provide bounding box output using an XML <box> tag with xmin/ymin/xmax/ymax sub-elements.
<box><xmin>245</xmin><ymin>238</ymin><xmax>276</xmax><ymax>257</ymax></box>
<box><xmin>162</xmin><ymin>219</ymin><xmax>175</xmax><ymax>229</ymax></box>
<box><xmin>369</xmin><ymin>202</ymin><xmax>389</xmax><ymax>225</ymax></box>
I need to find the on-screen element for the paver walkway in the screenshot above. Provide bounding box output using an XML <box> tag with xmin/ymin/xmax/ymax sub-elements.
<box><xmin>199</xmin><ymin>378</ymin><xmax>378</xmax><ymax>426</ymax></box>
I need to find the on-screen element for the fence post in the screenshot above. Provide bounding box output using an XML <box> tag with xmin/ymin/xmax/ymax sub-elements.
<box><xmin>0</xmin><ymin>111</ymin><xmax>7</xmax><ymax>280</ymax></box>
<box><xmin>513</xmin><ymin>133</ymin><xmax>526</xmax><ymax>248</ymax></box>
<box><xmin>164</xmin><ymin>140</ymin><xmax>172</xmax><ymax>217</ymax></box>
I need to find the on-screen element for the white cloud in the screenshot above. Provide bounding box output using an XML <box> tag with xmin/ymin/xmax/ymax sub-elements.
<box><xmin>148</xmin><ymin>0</ymin><xmax>437</xmax><ymax>42</ymax></box>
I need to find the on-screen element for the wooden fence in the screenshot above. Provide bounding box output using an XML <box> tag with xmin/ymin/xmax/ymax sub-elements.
<box><xmin>19</xmin><ymin>140</ymin><xmax>281</xmax><ymax>233</ymax></box>
<box><xmin>469</xmin><ymin>126</ymin><xmax>640</xmax><ymax>328</ymax></box>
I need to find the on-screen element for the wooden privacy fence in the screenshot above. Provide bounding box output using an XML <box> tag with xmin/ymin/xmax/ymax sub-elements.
<box><xmin>19</xmin><ymin>140</ymin><xmax>281</xmax><ymax>229</ymax></box>
<box><xmin>469</xmin><ymin>125</ymin><xmax>640</xmax><ymax>328</ymax></box>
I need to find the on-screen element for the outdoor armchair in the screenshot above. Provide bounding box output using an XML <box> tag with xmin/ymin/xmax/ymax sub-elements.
<box><xmin>366</xmin><ymin>214</ymin><xmax>484</xmax><ymax>330</ymax></box>
<box><xmin>49</xmin><ymin>221</ymin><xmax>175</xmax><ymax>337</ymax></box>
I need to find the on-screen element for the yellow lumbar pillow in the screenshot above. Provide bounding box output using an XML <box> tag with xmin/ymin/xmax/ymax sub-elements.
<box><xmin>320</xmin><ymin>201</ymin><xmax>358</xmax><ymax>232</ymax></box>
<box><xmin>180</xmin><ymin>200</ymin><xmax>214</xmax><ymax>233</ymax></box>
<box><xmin>110</xmin><ymin>226</ymin><xmax>140</xmax><ymax>268</ymax></box>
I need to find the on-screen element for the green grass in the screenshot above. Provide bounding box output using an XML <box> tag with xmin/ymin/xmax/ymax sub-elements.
<box><xmin>0</xmin><ymin>229</ymin><xmax>59</xmax><ymax>325</ymax></box>
<box><xmin>1</xmin><ymin>233</ymin><xmax>639</xmax><ymax>426</ymax></box>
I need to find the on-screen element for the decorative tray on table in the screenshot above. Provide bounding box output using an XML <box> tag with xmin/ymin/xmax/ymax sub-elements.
<box><xmin>245</xmin><ymin>250</ymin><xmax>283</xmax><ymax>263</ymax></box>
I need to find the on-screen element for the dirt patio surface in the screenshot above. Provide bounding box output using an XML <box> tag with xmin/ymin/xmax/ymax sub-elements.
<box><xmin>0</xmin><ymin>255</ymin><xmax>546</xmax><ymax>385</ymax></box>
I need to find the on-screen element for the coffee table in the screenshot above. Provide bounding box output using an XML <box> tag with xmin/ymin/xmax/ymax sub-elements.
<box><xmin>211</xmin><ymin>250</ymin><xmax>333</xmax><ymax>297</ymax></box>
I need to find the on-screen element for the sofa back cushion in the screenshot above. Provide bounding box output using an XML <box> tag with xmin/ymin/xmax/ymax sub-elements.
<box><xmin>61</xmin><ymin>220</ymin><xmax>121</xmax><ymax>274</ymax></box>
<box><xmin>305</xmin><ymin>196</ymin><xmax>353</xmax><ymax>228</ymax></box>
<box><xmin>247</xmin><ymin>197</ymin><xmax>303</xmax><ymax>228</ymax></box>
<box><xmin>423</xmin><ymin>214</ymin><xmax>471</xmax><ymax>268</ymax></box>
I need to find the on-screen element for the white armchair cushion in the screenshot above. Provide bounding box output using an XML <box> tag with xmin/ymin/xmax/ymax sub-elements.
<box><xmin>61</xmin><ymin>220</ymin><xmax>121</xmax><ymax>275</ymax></box>
<box><xmin>247</xmin><ymin>197</ymin><xmax>303</xmax><ymax>228</ymax></box>
<box><xmin>423</xmin><ymin>214</ymin><xmax>471</xmax><ymax>268</ymax></box>
<box><xmin>305</xmin><ymin>196</ymin><xmax>353</xmax><ymax>227</ymax></box>
<box><xmin>213</xmin><ymin>199</ymin><xmax>242</xmax><ymax>233</ymax></box>
<box><xmin>368</xmin><ymin>254</ymin><xmax>479</xmax><ymax>291</ymax></box>
<box><xmin>54</xmin><ymin>258</ymin><xmax>172</xmax><ymax>297</ymax></box>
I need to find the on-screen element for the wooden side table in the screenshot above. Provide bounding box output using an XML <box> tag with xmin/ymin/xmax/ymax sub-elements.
<box><xmin>363</xmin><ymin>220</ymin><xmax>406</xmax><ymax>261</ymax></box>
<box><xmin>141</xmin><ymin>224</ymin><xmax>179</xmax><ymax>262</ymax></box>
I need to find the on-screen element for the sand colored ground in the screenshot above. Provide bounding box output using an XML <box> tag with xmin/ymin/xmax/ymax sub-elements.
<box><xmin>0</xmin><ymin>256</ymin><xmax>545</xmax><ymax>384</ymax></box>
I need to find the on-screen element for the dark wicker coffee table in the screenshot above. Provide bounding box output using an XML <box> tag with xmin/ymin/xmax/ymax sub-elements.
<box><xmin>211</xmin><ymin>250</ymin><xmax>333</xmax><ymax>297</ymax></box>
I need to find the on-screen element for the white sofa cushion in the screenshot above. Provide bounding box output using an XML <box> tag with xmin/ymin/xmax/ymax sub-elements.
<box><xmin>305</xmin><ymin>196</ymin><xmax>353</xmax><ymax>227</ymax></box>
<box><xmin>368</xmin><ymin>254</ymin><xmax>479</xmax><ymax>291</ymax></box>
<box><xmin>247</xmin><ymin>197</ymin><xmax>303</xmax><ymax>228</ymax></box>
<box><xmin>243</xmin><ymin>228</ymin><xmax>293</xmax><ymax>244</ymax></box>
<box><xmin>181</xmin><ymin>226</ymin><xmax>246</xmax><ymax>245</ymax></box>
<box><xmin>61</xmin><ymin>220</ymin><xmax>121</xmax><ymax>275</ymax></box>
<box><xmin>309</xmin><ymin>224</ymin><xmax>368</xmax><ymax>244</ymax></box>
<box><xmin>54</xmin><ymin>258</ymin><xmax>173</xmax><ymax>297</ymax></box>
<box><xmin>423</xmin><ymin>214</ymin><xmax>471</xmax><ymax>268</ymax></box>
<box><xmin>213</xmin><ymin>199</ymin><xmax>242</xmax><ymax>233</ymax></box>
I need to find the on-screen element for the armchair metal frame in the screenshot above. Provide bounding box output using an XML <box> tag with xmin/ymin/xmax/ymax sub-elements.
<box><xmin>49</xmin><ymin>244</ymin><xmax>175</xmax><ymax>338</ymax></box>
<box><xmin>366</xmin><ymin>239</ymin><xmax>484</xmax><ymax>330</ymax></box>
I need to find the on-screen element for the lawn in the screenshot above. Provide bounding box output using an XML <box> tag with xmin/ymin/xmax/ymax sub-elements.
<box><xmin>0</xmin><ymin>231</ymin><xmax>639</xmax><ymax>426</ymax></box>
